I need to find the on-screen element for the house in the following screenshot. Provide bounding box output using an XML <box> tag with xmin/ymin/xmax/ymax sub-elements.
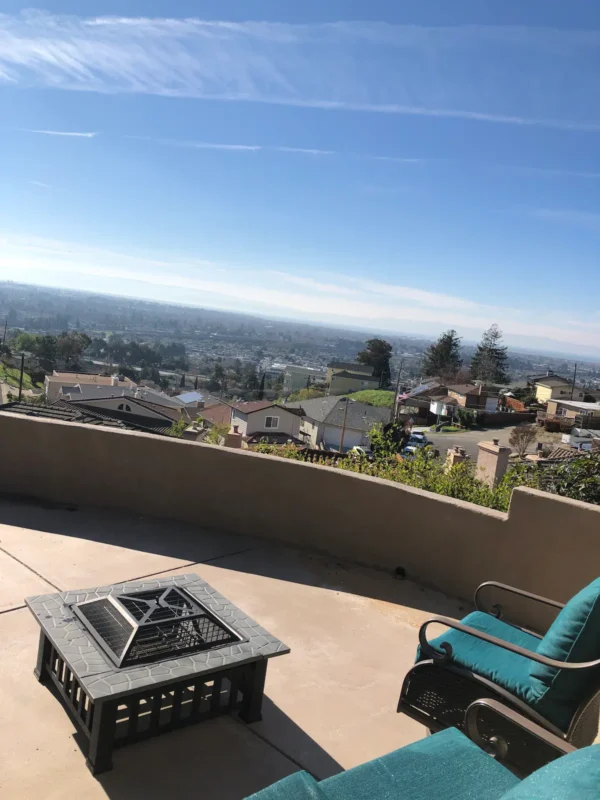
<box><xmin>329</xmin><ymin>371</ymin><xmax>381</xmax><ymax>396</ymax></box>
<box><xmin>446</xmin><ymin>384</ymin><xmax>498</xmax><ymax>412</ymax></box>
<box><xmin>229</xmin><ymin>400</ymin><xmax>304</xmax><ymax>446</ymax></box>
<box><xmin>0</xmin><ymin>400</ymin><xmax>174</xmax><ymax>436</ymax></box>
<box><xmin>534</xmin><ymin>376</ymin><xmax>586</xmax><ymax>404</ymax></box>
<box><xmin>58</xmin><ymin>384</ymin><xmax>188</xmax><ymax>421</ymax></box>
<box><xmin>287</xmin><ymin>396</ymin><xmax>389</xmax><ymax>452</ymax></box>
<box><xmin>45</xmin><ymin>371</ymin><xmax>136</xmax><ymax>404</ymax></box>
<box><xmin>326</xmin><ymin>361</ymin><xmax>374</xmax><ymax>384</ymax></box>
<box><xmin>429</xmin><ymin>395</ymin><xmax>459</xmax><ymax>419</ymax></box>
<box><xmin>175</xmin><ymin>391</ymin><xmax>205</xmax><ymax>410</ymax></box>
<box><xmin>545</xmin><ymin>399</ymin><xmax>600</xmax><ymax>423</ymax></box>
<box><xmin>63</xmin><ymin>396</ymin><xmax>179</xmax><ymax>433</ymax></box>
<box><xmin>282</xmin><ymin>365</ymin><xmax>327</xmax><ymax>395</ymax></box>
<box><xmin>199</xmin><ymin>402</ymin><xmax>232</xmax><ymax>428</ymax></box>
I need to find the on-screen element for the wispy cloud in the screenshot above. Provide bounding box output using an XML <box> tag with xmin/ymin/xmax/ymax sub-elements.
<box><xmin>273</xmin><ymin>146</ymin><xmax>333</xmax><ymax>156</ymax></box>
<box><xmin>530</xmin><ymin>208</ymin><xmax>600</xmax><ymax>231</ymax></box>
<box><xmin>2</xmin><ymin>13</ymin><xmax>599</xmax><ymax>131</ymax></box>
<box><xmin>29</xmin><ymin>180</ymin><xmax>51</xmax><ymax>188</ymax></box>
<box><xmin>21</xmin><ymin>128</ymin><xmax>98</xmax><ymax>138</ymax></box>
<box><xmin>129</xmin><ymin>136</ymin><xmax>333</xmax><ymax>156</ymax></box>
<box><xmin>0</xmin><ymin>232</ymin><xmax>598</xmax><ymax>352</ymax></box>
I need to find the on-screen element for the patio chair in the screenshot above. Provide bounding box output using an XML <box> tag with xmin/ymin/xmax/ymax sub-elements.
<box><xmin>246</xmin><ymin>710</ymin><xmax>600</xmax><ymax>798</ymax></box>
<box><xmin>397</xmin><ymin>577</ymin><xmax>600</xmax><ymax>776</ymax></box>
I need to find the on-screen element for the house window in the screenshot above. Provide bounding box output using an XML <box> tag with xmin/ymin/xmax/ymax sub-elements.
<box><xmin>118</xmin><ymin>403</ymin><xmax>132</xmax><ymax>412</ymax></box>
<box><xmin>265</xmin><ymin>416</ymin><xmax>279</xmax><ymax>429</ymax></box>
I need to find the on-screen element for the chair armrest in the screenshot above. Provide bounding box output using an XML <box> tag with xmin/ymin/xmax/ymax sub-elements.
<box><xmin>466</xmin><ymin>699</ymin><xmax>575</xmax><ymax>762</ymax></box>
<box><xmin>474</xmin><ymin>581</ymin><xmax>564</xmax><ymax>622</ymax></box>
<box><xmin>419</xmin><ymin>616</ymin><xmax>600</xmax><ymax>670</ymax></box>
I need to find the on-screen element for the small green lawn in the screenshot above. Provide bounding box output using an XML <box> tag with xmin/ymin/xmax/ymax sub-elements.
<box><xmin>344</xmin><ymin>390</ymin><xmax>395</xmax><ymax>407</ymax></box>
<box><xmin>0</xmin><ymin>363</ymin><xmax>38</xmax><ymax>390</ymax></box>
<box><xmin>430</xmin><ymin>424</ymin><xmax>462</xmax><ymax>433</ymax></box>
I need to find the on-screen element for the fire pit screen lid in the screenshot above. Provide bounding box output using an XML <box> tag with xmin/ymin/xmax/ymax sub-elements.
<box><xmin>72</xmin><ymin>586</ymin><xmax>240</xmax><ymax>668</ymax></box>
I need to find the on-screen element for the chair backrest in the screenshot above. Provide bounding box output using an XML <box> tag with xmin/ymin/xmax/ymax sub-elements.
<box><xmin>501</xmin><ymin>742</ymin><xmax>600</xmax><ymax>799</ymax></box>
<box><xmin>529</xmin><ymin>577</ymin><xmax>600</xmax><ymax>731</ymax></box>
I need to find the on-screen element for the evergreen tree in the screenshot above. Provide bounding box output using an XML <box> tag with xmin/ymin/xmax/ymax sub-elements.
<box><xmin>470</xmin><ymin>324</ymin><xmax>509</xmax><ymax>384</ymax></box>
<box><xmin>180</xmin><ymin>373</ymin><xmax>186</xmax><ymax>388</ymax></box>
<box><xmin>422</xmin><ymin>330</ymin><xmax>463</xmax><ymax>381</ymax></box>
<box><xmin>242</xmin><ymin>364</ymin><xmax>259</xmax><ymax>392</ymax></box>
<box><xmin>257</xmin><ymin>371</ymin><xmax>266</xmax><ymax>400</ymax></box>
<box><xmin>357</xmin><ymin>338</ymin><xmax>392</xmax><ymax>387</ymax></box>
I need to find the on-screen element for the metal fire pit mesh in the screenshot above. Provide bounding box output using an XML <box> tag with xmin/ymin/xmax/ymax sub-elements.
<box><xmin>76</xmin><ymin>598</ymin><xmax>134</xmax><ymax>661</ymax></box>
<box><xmin>73</xmin><ymin>587</ymin><xmax>240</xmax><ymax>668</ymax></box>
<box><xmin>126</xmin><ymin>616</ymin><xmax>235</xmax><ymax>665</ymax></box>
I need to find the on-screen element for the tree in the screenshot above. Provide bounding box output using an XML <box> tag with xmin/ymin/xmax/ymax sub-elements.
<box><xmin>470</xmin><ymin>324</ymin><xmax>509</xmax><ymax>384</ymax></box>
<box><xmin>509</xmin><ymin>424</ymin><xmax>537</xmax><ymax>458</ymax></box>
<box><xmin>257</xmin><ymin>371</ymin><xmax>266</xmax><ymax>400</ymax></box>
<box><xmin>194</xmin><ymin>376</ymin><xmax>199</xmax><ymax>391</ymax></box>
<box><xmin>357</xmin><ymin>339</ymin><xmax>392</xmax><ymax>387</ymax></box>
<box><xmin>180</xmin><ymin>373</ymin><xmax>186</xmax><ymax>389</ymax></box>
<box><xmin>56</xmin><ymin>331</ymin><xmax>91</xmax><ymax>366</ymax></box>
<box><xmin>422</xmin><ymin>330</ymin><xmax>462</xmax><ymax>381</ymax></box>
<box><xmin>13</xmin><ymin>332</ymin><xmax>39</xmax><ymax>353</ymax></box>
<box><xmin>166</xmin><ymin>419</ymin><xmax>189</xmax><ymax>438</ymax></box>
<box><xmin>207</xmin><ymin>363</ymin><xmax>226</xmax><ymax>393</ymax></box>
<box><xmin>205</xmin><ymin>422</ymin><xmax>230</xmax><ymax>445</ymax></box>
<box><xmin>36</xmin><ymin>335</ymin><xmax>58</xmax><ymax>371</ymax></box>
<box><xmin>242</xmin><ymin>364</ymin><xmax>259</xmax><ymax>392</ymax></box>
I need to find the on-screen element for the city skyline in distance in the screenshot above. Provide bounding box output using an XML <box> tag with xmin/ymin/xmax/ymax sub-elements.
<box><xmin>1</xmin><ymin>2</ymin><xmax>599</xmax><ymax>357</ymax></box>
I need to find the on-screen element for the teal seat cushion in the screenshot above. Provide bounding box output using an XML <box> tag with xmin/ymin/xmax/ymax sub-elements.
<box><xmin>530</xmin><ymin>578</ymin><xmax>600</xmax><ymax>732</ymax></box>
<box><xmin>418</xmin><ymin>611</ymin><xmax>540</xmax><ymax>703</ymax></box>
<box><xmin>321</xmin><ymin>727</ymin><xmax>518</xmax><ymax>800</ymax></box>
<box><xmin>502</xmin><ymin>743</ymin><xmax>600</xmax><ymax>799</ymax></box>
<box><xmin>245</xmin><ymin>771</ymin><xmax>328</xmax><ymax>799</ymax></box>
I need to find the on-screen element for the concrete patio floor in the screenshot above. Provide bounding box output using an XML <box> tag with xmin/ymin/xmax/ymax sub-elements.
<box><xmin>0</xmin><ymin>498</ymin><xmax>464</xmax><ymax>799</ymax></box>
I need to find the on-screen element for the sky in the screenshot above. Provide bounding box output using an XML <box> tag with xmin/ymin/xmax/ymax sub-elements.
<box><xmin>1</xmin><ymin>1</ymin><xmax>600</xmax><ymax>355</ymax></box>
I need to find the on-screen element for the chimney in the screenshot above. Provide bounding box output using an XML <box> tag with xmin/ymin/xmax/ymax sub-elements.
<box><xmin>477</xmin><ymin>439</ymin><xmax>511</xmax><ymax>488</ymax></box>
<box><xmin>225</xmin><ymin>426</ymin><xmax>243</xmax><ymax>449</ymax></box>
<box><xmin>445</xmin><ymin>446</ymin><xmax>468</xmax><ymax>472</ymax></box>
<box><xmin>111</xmin><ymin>376</ymin><xmax>119</xmax><ymax>387</ymax></box>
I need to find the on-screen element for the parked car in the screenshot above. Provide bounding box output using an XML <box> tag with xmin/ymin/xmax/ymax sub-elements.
<box><xmin>349</xmin><ymin>446</ymin><xmax>374</xmax><ymax>461</ymax></box>
<box><xmin>402</xmin><ymin>433</ymin><xmax>430</xmax><ymax>455</ymax></box>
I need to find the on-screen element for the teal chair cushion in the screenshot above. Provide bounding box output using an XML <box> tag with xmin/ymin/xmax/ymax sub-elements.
<box><xmin>501</xmin><ymin>743</ymin><xmax>600</xmax><ymax>799</ymax></box>
<box><xmin>245</xmin><ymin>770</ymin><xmax>328</xmax><ymax>799</ymax></box>
<box><xmin>418</xmin><ymin>611</ymin><xmax>540</xmax><ymax>702</ymax></box>
<box><xmin>529</xmin><ymin>578</ymin><xmax>600</xmax><ymax>731</ymax></box>
<box><xmin>321</xmin><ymin>727</ymin><xmax>518</xmax><ymax>800</ymax></box>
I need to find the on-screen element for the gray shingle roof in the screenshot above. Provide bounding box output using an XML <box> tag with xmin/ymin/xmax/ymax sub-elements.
<box><xmin>287</xmin><ymin>397</ymin><xmax>389</xmax><ymax>431</ymax></box>
<box><xmin>0</xmin><ymin>401</ymin><xmax>173</xmax><ymax>435</ymax></box>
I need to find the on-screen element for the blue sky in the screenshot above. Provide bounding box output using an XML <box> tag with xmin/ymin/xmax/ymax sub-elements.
<box><xmin>1</xmin><ymin>1</ymin><xmax>600</xmax><ymax>355</ymax></box>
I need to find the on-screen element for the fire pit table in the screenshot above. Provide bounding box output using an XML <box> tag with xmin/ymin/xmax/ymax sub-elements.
<box><xmin>26</xmin><ymin>573</ymin><xmax>290</xmax><ymax>774</ymax></box>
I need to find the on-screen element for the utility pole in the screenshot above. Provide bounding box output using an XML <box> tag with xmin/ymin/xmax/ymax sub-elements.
<box><xmin>390</xmin><ymin>360</ymin><xmax>404</xmax><ymax>424</ymax></box>
<box><xmin>571</xmin><ymin>363</ymin><xmax>578</xmax><ymax>401</ymax></box>
<box><xmin>339</xmin><ymin>398</ymin><xmax>351</xmax><ymax>454</ymax></box>
<box><xmin>18</xmin><ymin>353</ymin><xmax>25</xmax><ymax>401</ymax></box>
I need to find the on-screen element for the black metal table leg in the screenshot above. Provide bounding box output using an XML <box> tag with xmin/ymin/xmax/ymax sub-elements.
<box><xmin>240</xmin><ymin>660</ymin><xmax>268</xmax><ymax>724</ymax></box>
<box><xmin>33</xmin><ymin>631</ymin><xmax>51</xmax><ymax>684</ymax></box>
<box><xmin>86</xmin><ymin>699</ymin><xmax>118</xmax><ymax>775</ymax></box>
